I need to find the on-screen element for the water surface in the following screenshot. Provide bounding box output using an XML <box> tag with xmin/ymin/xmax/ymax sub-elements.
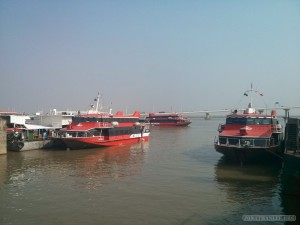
<box><xmin>0</xmin><ymin>118</ymin><xmax>297</xmax><ymax>225</ymax></box>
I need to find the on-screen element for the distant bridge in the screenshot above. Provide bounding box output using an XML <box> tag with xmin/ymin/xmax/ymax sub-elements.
<box><xmin>180</xmin><ymin>106</ymin><xmax>300</xmax><ymax>121</ymax></box>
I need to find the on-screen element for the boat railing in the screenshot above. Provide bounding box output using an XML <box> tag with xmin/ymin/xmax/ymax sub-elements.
<box><xmin>216</xmin><ymin>136</ymin><xmax>278</xmax><ymax>148</ymax></box>
<box><xmin>271</xmin><ymin>124</ymin><xmax>283</xmax><ymax>133</ymax></box>
<box><xmin>218</xmin><ymin>123</ymin><xmax>225</xmax><ymax>132</ymax></box>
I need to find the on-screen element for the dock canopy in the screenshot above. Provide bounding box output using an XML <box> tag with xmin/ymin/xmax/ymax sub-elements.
<box><xmin>24</xmin><ymin>124</ymin><xmax>55</xmax><ymax>130</ymax></box>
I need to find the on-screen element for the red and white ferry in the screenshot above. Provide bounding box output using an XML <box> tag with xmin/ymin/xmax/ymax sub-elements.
<box><xmin>145</xmin><ymin>112</ymin><xmax>191</xmax><ymax>126</ymax></box>
<box><xmin>57</xmin><ymin>94</ymin><xmax>150</xmax><ymax>149</ymax></box>
<box><xmin>214</xmin><ymin>87</ymin><xmax>284</xmax><ymax>163</ymax></box>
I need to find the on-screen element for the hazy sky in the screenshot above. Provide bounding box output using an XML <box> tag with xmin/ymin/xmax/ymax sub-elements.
<box><xmin>1</xmin><ymin>0</ymin><xmax>300</xmax><ymax>114</ymax></box>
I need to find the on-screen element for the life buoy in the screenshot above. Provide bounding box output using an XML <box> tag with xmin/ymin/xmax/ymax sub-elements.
<box><xmin>17</xmin><ymin>142</ymin><xmax>24</xmax><ymax>149</ymax></box>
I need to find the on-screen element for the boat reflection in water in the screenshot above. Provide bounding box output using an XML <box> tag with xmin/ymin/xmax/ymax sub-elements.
<box><xmin>75</xmin><ymin>142</ymin><xmax>149</xmax><ymax>189</ymax></box>
<box><xmin>2</xmin><ymin>142</ymin><xmax>149</xmax><ymax>191</ymax></box>
<box><xmin>213</xmin><ymin>157</ymin><xmax>284</xmax><ymax>222</ymax></box>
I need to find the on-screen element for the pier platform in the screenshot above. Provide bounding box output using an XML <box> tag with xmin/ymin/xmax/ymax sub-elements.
<box><xmin>281</xmin><ymin>118</ymin><xmax>300</xmax><ymax>196</ymax></box>
<box><xmin>0</xmin><ymin>118</ymin><xmax>7</xmax><ymax>155</ymax></box>
<box><xmin>282</xmin><ymin>151</ymin><xmax>300</xmax><ymax>196</ymax></box>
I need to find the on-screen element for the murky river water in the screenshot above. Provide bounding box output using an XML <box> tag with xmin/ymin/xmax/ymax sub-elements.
<box><xmin>0</xmin><ymin>118</ymin><xmax>299</xmax><ymax>225</ymax></box>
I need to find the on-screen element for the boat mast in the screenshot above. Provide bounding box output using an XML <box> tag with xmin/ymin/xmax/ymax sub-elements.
<box><xmin>95</xmin><ymin>92</ymin><xmax>101</xmax><ymax>113</ymax></box>
<box><xmin>249</xmin><ymin>83</ymin><xmax>253</xmax><ymax>108</ymax></box>
<box><xmin>243</xmin><ymin>83</ymin><xmax>267</xmax><ymax>114</ymax></box>
<box><xmin>88</xmin><ymin>92</ymin><xmax>103</xmax><ymax>114</ymax></box>
<box><xmin>243</xmin><ymin>83</ymin><xmax>254</xmax><ymax>109</ymax></box>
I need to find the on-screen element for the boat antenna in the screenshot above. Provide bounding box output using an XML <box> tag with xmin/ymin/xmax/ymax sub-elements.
<box><xmin>243</xmin><ymin>83</ymin><xmax>267</xmax><ymax>114</ymax></box>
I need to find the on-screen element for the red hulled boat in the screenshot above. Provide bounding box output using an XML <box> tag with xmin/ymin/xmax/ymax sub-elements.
<box><xmin>57</xmin><ymin>94</ymin><xmax>150</xmax><ymax>149</ymax></box>
<box><xmin>214</xmin><ymin>87</ymin><xmax>284</xmax><ymax>163</ymax></box>
<box><xmin>145</xmin><ymin>112</ymin><xmax>191</xmax><ymax>126</ymax></box>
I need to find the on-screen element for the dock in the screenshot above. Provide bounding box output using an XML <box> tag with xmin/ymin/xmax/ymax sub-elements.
<box><xmin>0</xmin><ymin>117</ymin><xmax>7</xmax><ymax>155</ymax></box>
<box><xmin>282</xmin><ymin>118</ymin><xmax>300</xmax><ymax>196</ymax></box>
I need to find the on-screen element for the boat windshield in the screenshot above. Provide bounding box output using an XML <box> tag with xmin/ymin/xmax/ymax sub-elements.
<box><xmin>226</xmin><ymin>117</ymin><xmax>271</xmax><ymax>125</ymax></box>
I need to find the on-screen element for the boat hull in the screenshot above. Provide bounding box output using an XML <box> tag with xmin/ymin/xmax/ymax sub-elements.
<box><xmin>8</xmin><ymin>140</ymin><xmax>56</xmax><ymax>152</ymax></box>
<box><xmin>148</xmin><ymin>121</ymin><xmax>191</xmax><ymax>126</ymax></box>
<box><xmin>214</xmin><ymin>144</ymin><xmax>283</xmax><ymax>163</ymax></box>
<box><xmin>59</xmin><ymin>135</ymin><xmax>149</xmax><ymax>150</ymax></box>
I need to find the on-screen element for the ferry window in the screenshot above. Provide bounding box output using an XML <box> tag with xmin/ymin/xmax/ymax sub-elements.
<box><xmin>73</xmin><ymin>117</ymin><xmax>79</xmax><ymax>122</ymax></box>
<box><xmin>226</xmin><ymin>117</ymin><xmax>247</xmax><ymax>124</ymax></box>
<box><xmin>226</xmin><ymin>118</ymin><xmax>232</xmax><ymax>124</ymax></box>
<box><xmin>247</xmin><ymin>118</ymin><xmax>261</xmax><ymax>124</ymax></box>
<box><xmin>89</xmin><ymin>130</ymin><xmax>95</xmax><ymax>136</ymax></box>
<box><xmin>219</xmin><ymin>137</ymin><xmax>227</xmax><ymax>144</ymax></box>
<box><xmin>77</xmin><ymin>132</ymin><xmax>85</xmax><ymax>137</ymax></box>
<box><xmin>246</xmin><ymin>118</ymin><xmax>255</xmax><ymax>124</ymax></box>
<box><xmin>102</xmin><ymin>129</ymin><xmax>109</xmax><ymax>136</ymax></box>
<box><xmin>262</xmin><ymin>118</ymin><xmax>271</xmax><ymax>124</ymax></box>
<box><xmin>235</xmin><ymin>118</ymin><xmax>272</xmax><ymax>125</ymax></box>
<box><xmin>256</xmin><ymin>118</ymin><xmax>264</xmax><ymax>124</ymax></box>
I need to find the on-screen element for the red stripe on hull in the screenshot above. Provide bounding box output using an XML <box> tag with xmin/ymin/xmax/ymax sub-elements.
<box><xmin>61</xmin><ymin>136</ymin><xmax>149</xmax><ymax>149</ymax></box>
<box><xmin>151</xmin><ymin>122</ymin><xmax>191</xmax><ymax>126</ymax></box>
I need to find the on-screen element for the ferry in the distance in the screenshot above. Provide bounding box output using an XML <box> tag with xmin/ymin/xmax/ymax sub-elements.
<box><xmin>145</xmin><ymin>112</ymin><xmax>191</xmax><ymax>126</ymax></box>
<box><xmin>57</xmin><ymin>94</ymin><xmax>150</xmax><ymax>149</ymax></box>
<box><xmin>214</xmin><ymin>86</ymin><xmax>284</xmax><ymax>163</ymax></box>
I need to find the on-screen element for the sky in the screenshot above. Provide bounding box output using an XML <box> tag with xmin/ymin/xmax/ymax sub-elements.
<box><xmin>1</xmin><ymin>0</ymin><xmax>300</xmax><ymax>115</ymax></box>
